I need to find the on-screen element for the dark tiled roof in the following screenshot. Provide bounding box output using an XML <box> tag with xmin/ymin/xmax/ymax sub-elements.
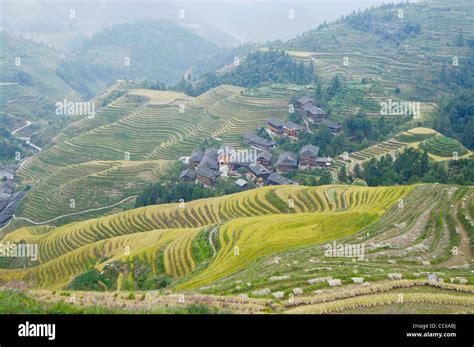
<box><xmin>257</xmin><ymin>150</ymin><xmax>272</xmax><ymax>161</ymax></box>
<box><xmin>243</xmin><ymin>133</ymin><xmax>276</xmax><ymax>148</ymax></box>
<box><xmin>322</xmin><ymin>119</ymin><xmax>342</xmax><ymax>129</ymax></box>
<box><xmin>299</xmin><ymin>144</ymin><xmax>320</xmax><ymax>158</ymax></box>
<box><xmin>230</xmin><ymin>161</ymin><xmax>251</xmax><ymax>167</ymax></box>
<box><xmin>0</xmin><ymin>181</ymin><xmax>14</xmax><ymax>194</ymax></box>
<box><xmin>189</xmin><ymin>149</ymin><xmax>203</xmax><ymax>163</ymax></box>
<box><xmin>179</xmin><ymin>169</ymin><xmax>196</xmax><ymax>180</ymax></box>
<box><xmin>277</xmin><ymin>152</ymin><xmax>298</xmax><ymax>167</ymax></box>
<box><xmin>2</xmin><ymin>191</ymin><xmax>26</xmax><ymax>215</ymax></box>
<box><xmin>0</xmin><ymin>214</ymin><xmax>12</xmax><ymax>224</ymax></box>
<box><xmin>283</xmin><ymin>121</ymin><xmax>305</xmax><ymax>131</ymax></box>
<box><xmin>200</xmin><ymin>148</ymin><xmax>219</xmax><ymax>170</ymax></box>
<box><xmin>266</xmin><ymin>173</ymin><xmax>296</xmax><ymax>185</ymax></box>
<box><xmin>249</xmin><ymin>164</ymin><xmax>271</xmax><ymax>176</ymax></box>
<box><xmin>297</xmin><ymin>97</ymin><xmax>314</xmax><ymax>105</ymax></box>
<box><xmin>267</xmin><ymin>118</ymin><xmax>283</xmax><ymax>128</ymax></box>
<box><xmin>303</xmin><ymin>104</ymin><xmax>327</xmax><ymax>116</ymax></box>
<box><xmin>203</xmin><ymin>148</ymin><xmax>218</xmax><ymax>158</ymax></box>
<box><xmin>0</xmin><ymin>199</ymin><xmax>9</xmax><ymax>212</ymax></box>
<box><xmin>196</xmin><ymin>165</ymin><xmax>219</xmax><ymax>179</ymax></box>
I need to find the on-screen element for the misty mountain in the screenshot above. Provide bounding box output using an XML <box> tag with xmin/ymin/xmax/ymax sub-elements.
<box><xmin>0</xmin><ymin>31</ymin><xmax>82</xmax><ymax>119</ymax></box>
<box><xmin>57</xmin><ymin>19</ymin><xmax>219</xmax><ymax>98</ymax></box>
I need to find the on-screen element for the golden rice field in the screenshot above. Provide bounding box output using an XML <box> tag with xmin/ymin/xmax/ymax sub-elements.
<box><xmin>178</xmin><ymin>211</ymin><xmax>377</xmax><ymax>290</ymax></box>
<box><xmin>0</xmin><ymin>227</ymin><xmax>199</xmax><ymax>288</ymax></box>
<box><xmin>0</xmin><ymin>185</ymin><xmax>412</xmax><ymax>289</ymax></box>
<box><xmin>0</xmin><ymin>183</ymin><xmax>472</xmax><ymax>315</ymax></box>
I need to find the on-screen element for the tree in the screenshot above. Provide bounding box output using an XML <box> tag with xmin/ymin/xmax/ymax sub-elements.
<box><xmin>338</xmin><ymin>166</ymin><xmax>349</xmax><ymax>183</ymax></box>
<box><xmin>462</xmin><ymin>118</ymin><xmax>474</xmax><ymax>149</ymax></box>
<box><xmin>328</xmin><ymin>132</ymin><xmax>353</xmax><ymax>157</ymax></box>
<box><xmin>434</xmin><ymin>90</ymin><xmax>474</xmax><ymax>149</ymax></box>
<box><xmin>420</xmin><ymin>150</ymin><xmax>430</xmax><ymax>174</ymax></box>
<box><xmin>319</xmin><ymin>170</ymin><xmax>333</xmax><ymax>185</ymax></box>
<box><xmin>353</xmin><ymin>164</ymin><xmax>362</xmax><ymax>179</ymax></box>
<box><xmin>314</xmin><ymin>81</ymin><xmax>323</xmax><ymax>100</ymax></box>
<box><xmin>344</xmin><ymin>111</ymin><xmax>373</xmax><ymax>141</ymax></box>
<box><xmin>327</xmin><ymin>75</ymin><xmax>343</xmax><ymax>98</ymax></box>
<box><xmin>317</xmin><ymin>125</ymin><xmax>334</xmax><ymax>152</ymax></box>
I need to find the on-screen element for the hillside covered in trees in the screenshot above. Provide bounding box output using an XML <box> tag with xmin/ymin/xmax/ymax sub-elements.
<box><xmin>176</xmin><ymin>50</ymin><xmax>315</xmax><ymax>96</ymax></box>
<box><xmin>57</xmin><ymin>19</ymin><xmax>220</xmax><ymax>98</ymax></box>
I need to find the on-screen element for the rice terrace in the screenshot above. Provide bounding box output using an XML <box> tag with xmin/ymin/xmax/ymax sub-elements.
<box><xmin>0</xmin><ymin>0</ymin><xmax>473</xmax><ymax>338</ymax></box>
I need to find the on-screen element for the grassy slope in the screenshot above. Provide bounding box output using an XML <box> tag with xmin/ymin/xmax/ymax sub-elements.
<box><xmin>0</xmin><ymin>289</ymin><xmax>213</xmax><ymax>314</ymax></box>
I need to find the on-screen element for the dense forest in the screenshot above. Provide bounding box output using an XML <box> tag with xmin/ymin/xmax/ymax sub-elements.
<box><xmin>347</xmin><ymin>148</ymin><xmax>474</xmax><ymax>187</ymax></box>
<box><xmin>176</xmin><ymin>50</ymin><xmax>315</xmax><ymax>96</ymax></box>
<box><xmin>434</xmin><ymin>40</ymin><xmax>474</xmax><ymax>150</ymax></box>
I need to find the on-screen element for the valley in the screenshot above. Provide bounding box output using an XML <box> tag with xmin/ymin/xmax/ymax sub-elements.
<box><xmin>0</xmin><ymin>0</ymin><xmax>473</xmax><ymax>317</ymax></box>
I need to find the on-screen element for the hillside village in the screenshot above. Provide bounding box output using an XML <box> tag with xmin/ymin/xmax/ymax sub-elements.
<box><xmin>0</xmin><ymin>164</ymin><xmax>25</xmax><ymax>228</ymax></box>
<box><xmin>179</xmin><ymin>97</ymin><xmax>340</xmax><ymax>188</ymax></box>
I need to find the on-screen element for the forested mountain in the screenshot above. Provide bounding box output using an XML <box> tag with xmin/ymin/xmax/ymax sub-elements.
<box><xmin>57</xmin><ymin>19</ymin><xmax>220</xmax><ymax>98</ymax></box>
<box><xmin>177</xmin><ymin>49</ymin><xmax>315</xmax><ymax>96</ymax></box>
<box><xmin>0</xmin><ymin>31</ymin><xmax>82</xmax><ymax>119</ymax></box>
<box><xmin>433</xmin><ymin>41</ymin><xmax>474</xmax><ymax>149</ymax></box>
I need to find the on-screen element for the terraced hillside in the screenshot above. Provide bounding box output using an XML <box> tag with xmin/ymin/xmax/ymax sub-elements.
<box><xmin>14</xmin><ymin>160</ymin><xmax>172</xmax><ymax>227</ymax></box>
<box><xmin>0</xmin><ymin>31</ymin><xmax>82</xmax><ymax>119</ymax></box>
<box><xmin>331</xmin><ymin>127</ymin><xmax>472</xmax><ymax>177</ymax></box>
<box><xmin>185</xmin><ymin>185</ymin><xmax>473</xmax><ymax>297</ymax></box>
<box><xmin>279</xmin><ymin>0</ymin><xmax>474</xmax><ymax>103</ymax></box>
<box><xmin>9</xmin><ymin>86</ymin><xmax>288</xmax><ymax>229</ymax></box>
<box><xmin>419</xmin><ymin>135</ymin><xmax>469</xmax><ymax>159</ymax></box>
<box><xmin>0</xmin><ymin>185</ymin><xmax>410</xmax><ymax>287</ymax></box>
<box><xmin>0</xmin><ymin>183</ymin><xmax>472</xmax><ymax>314</ymax></box>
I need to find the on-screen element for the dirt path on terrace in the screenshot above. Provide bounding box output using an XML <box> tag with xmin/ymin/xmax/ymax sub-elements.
<box><xmin>440</xmin><ymin>200</ymin><xmax>472</xmax><ymax>268</ymax></box>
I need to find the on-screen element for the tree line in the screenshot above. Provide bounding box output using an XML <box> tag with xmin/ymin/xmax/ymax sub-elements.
<box><xmin>342</xmin><ymin>147</ymin><xmax>474</xmax><ymax>186</ymax></box>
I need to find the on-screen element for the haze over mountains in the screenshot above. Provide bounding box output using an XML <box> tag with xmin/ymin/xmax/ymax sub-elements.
<box><xmin>1</xmin><ymin>0</ymin><xmax>389</xmax><ymax>50</ymax></box>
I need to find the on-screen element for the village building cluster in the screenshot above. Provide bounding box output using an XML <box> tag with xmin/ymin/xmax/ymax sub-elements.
<box><xmin>0</xmin><ymin>165</ymin><xmax>25</xmax><ymax>228</ymax></box>
<box><xmin>297</xmin><ymin>97</ymin><xmax>343</xmax><ymax>134</ymax></box>
<box><xmin>179</xmin><ymin>97</ymin><xmax>336</xmax><ymax>188</ymax></box>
